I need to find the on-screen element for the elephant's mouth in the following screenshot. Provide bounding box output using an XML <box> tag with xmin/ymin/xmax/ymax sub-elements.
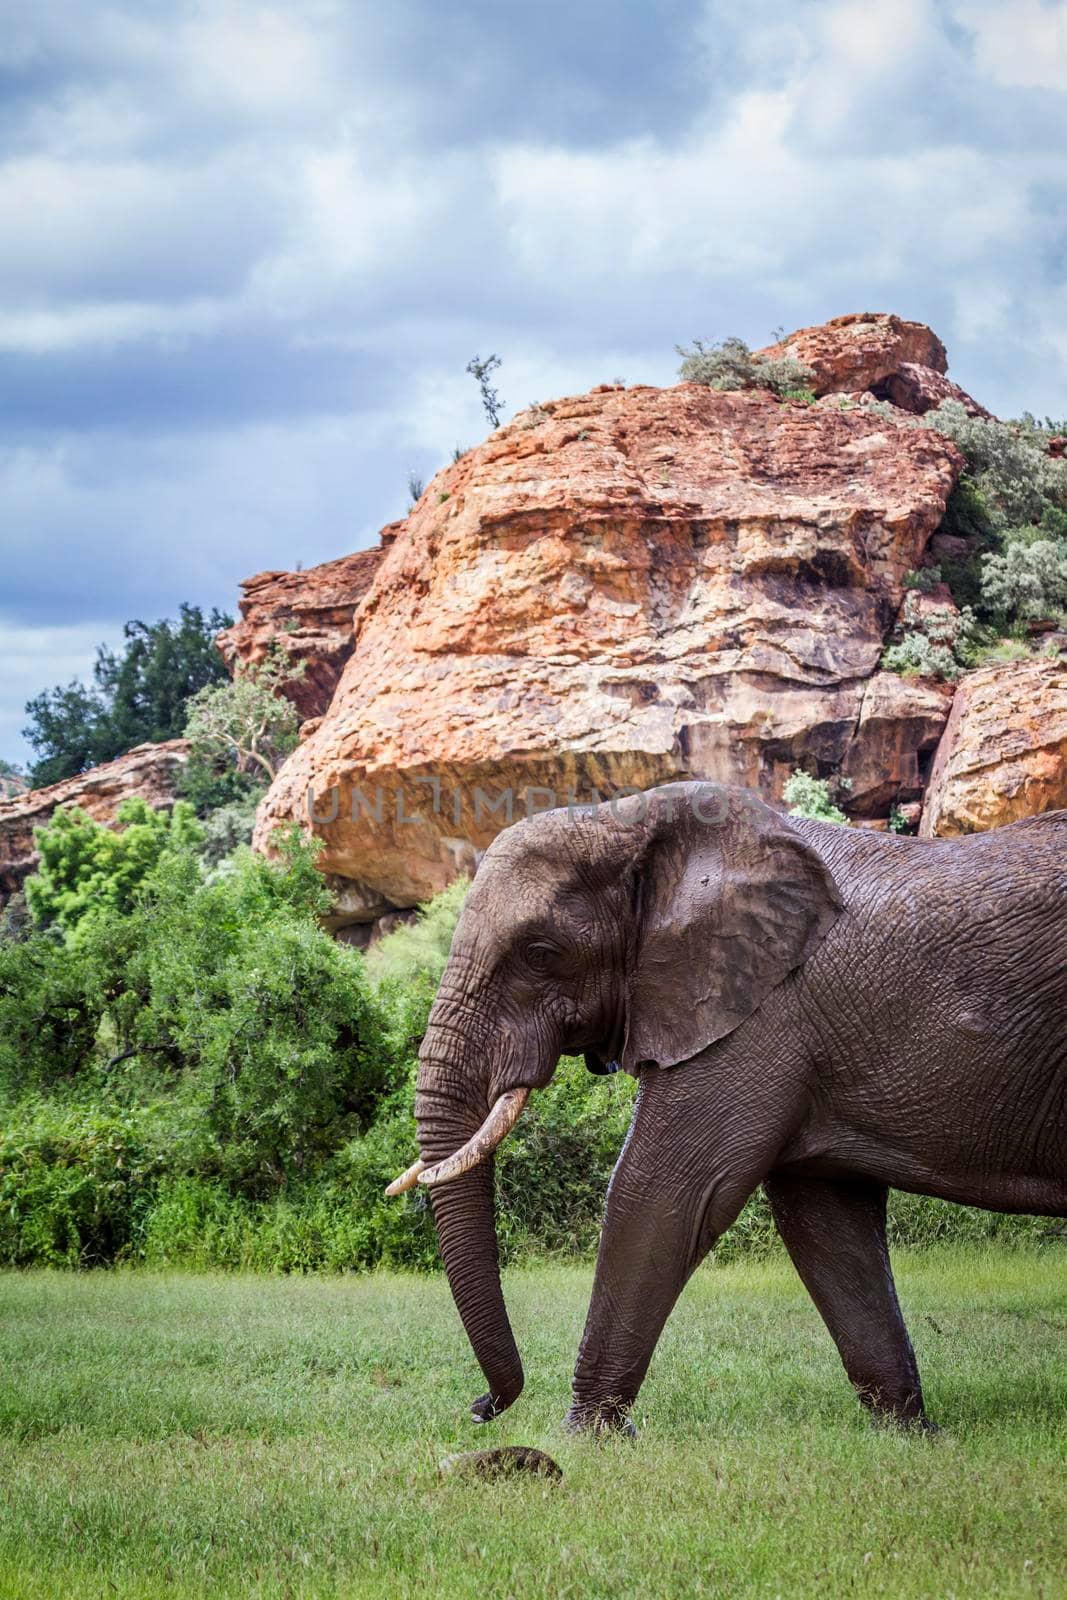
<box><xmin>385</xmin><ymin>1086</ymin><xmax>530</xmax><ymax>1195</ymax></box>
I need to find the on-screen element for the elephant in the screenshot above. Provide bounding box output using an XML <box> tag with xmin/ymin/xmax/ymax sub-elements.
<box><xmin>386</xmin><ymin>782</ymin><xmax>1067</xmax><ymax>1434</ymax></box>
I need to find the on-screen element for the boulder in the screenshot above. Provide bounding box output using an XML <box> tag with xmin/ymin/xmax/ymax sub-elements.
<box><xmin>875</xmin><ymin>363</ymin><xmax>991</xmax><ymax>419</ymax></box>
<box><xmin>920</xmin><ymin>659</ymin><xmax>1067</xmax><ymax>837</ymax></box>
<box><xmin>0</xmin><ymin>740</ymin><xmax>190</xmax><ymax>902</ymax></box>
<box><xmin>757</xmin><ymin>313</ymin><xmax>947</xmax><ymax>399</ymax></box>
<box><xmin>841</xmin><ymin>670</ymin><xmax>954</xmax><ymax>817</ymax></box>
<box><xmin>255</xmin><ymin>380</ymin><xmax>963</xmax><ymax>905</ymax></box>
<box><xmin>216</xmin><ymin>548</ymin><xmax>385</xmax><ymax>720</ymax></box>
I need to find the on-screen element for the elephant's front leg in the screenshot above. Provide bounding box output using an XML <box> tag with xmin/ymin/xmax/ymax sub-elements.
<box><xmin>765</xmin><ymin>1174</ymin><xmax>931</xmax><ymax>1428</ymax></box>
<box><xmin>566</xmin><ymin>1057</ymin><xmax>791</xmax><ymax>1434</ymax></box>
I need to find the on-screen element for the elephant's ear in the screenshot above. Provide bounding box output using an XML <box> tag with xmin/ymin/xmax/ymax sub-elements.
<box><xmin>621</xmin><ymin>786</ymin><xmax>842</xmax><ymax>1072</ymax></box>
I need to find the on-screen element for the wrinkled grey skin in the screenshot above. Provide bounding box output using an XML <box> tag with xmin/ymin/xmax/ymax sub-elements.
<box><xmin>414</xmin><ymin>782</ymin><xmax>1067</xmax><ymax>1435</ymax></box>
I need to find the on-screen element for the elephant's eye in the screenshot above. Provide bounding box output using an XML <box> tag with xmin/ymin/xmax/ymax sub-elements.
<box><xmin>524</xmin><ymin>940</ymin><xmax>558</xmax><ymax>974</ymax></box>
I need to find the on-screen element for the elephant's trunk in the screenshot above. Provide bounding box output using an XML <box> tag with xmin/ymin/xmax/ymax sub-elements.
<box><xmin>414</xmin><ymin>1069</ymin><xmax>524</xmax><ymax>1420</ymax></box>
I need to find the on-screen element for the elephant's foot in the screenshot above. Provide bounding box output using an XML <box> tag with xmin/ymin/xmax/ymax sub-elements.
<box><xmin>860</xmin><ymin>1387</ymin><xmax>938</xmax><ymax>1436</ymax></box>
<box><xmin>564</xmin><ymin>1400</ymin><xmax>637</xmax><ymax>1438</ymax></box>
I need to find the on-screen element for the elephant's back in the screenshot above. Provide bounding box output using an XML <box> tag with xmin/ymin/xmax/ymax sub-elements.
<box><xmin>791</xmin><ymin>809</ymin><xmax>1067</xmax><ymax>962</ymax></box>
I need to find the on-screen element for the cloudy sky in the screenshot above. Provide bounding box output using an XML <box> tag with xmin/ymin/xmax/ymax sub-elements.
<box><xmin>2</xmin><ymin>0</ymin><xmax>1066</xmax><ymax>768</ymax></box>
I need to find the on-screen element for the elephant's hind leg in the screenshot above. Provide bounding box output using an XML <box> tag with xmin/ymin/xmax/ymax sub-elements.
<box><xmin>765</xmin><ymin>1174</ymin><xmax>931</xmax><ymax>1429</ymax></box>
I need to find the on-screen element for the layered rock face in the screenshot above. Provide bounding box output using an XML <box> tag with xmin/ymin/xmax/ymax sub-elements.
<box><xmin>217</xmin><ymin>548</ymin><xmax>385</xmax><ymax>720</ymax></box>
<box><xmin>920</xmin><ymin>659</ymin><xmax>1067</xmax><ymax>837</ymax></box>
<box><xmin>0</xmin><ymin>740</ymin><xmax>189</xmax><ymax>902</ymax></box>
<box><xmin>255</xmin><ymin>379</ymin><xmax>962</xmax><ymax>907</ymax></box>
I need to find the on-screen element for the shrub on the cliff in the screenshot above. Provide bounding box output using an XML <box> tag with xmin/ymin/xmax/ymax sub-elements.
<box><xmin>903</xmin><ymin>565</ymin><xmax>943</xmax><ymax>593</ymax></box>
<box><xmin>922</xmin><ymin>402</ymin><xmax>1067</xmax><ymax>530</ymax></box>
<box><xmin>881</xmin><ymin>594</ymin><xmax>977</xmax><ymax>682</ymax></box>
<box><xmin>676</xmin><ymin>337</ymin><xmax>815</xmax><ymax>398</ymax></box>
<box><xmin>981</xmin><ymin>537</ymin><xmax>1067</xmax><ymax>622</ymax></box>
<box><xmin>783</xmin><ymin>770</ymin><xmax>850</xmax><ymax>825</ymax></box>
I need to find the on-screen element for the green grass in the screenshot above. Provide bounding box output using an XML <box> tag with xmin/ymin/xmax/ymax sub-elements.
<box><xmin>0</xmin><ymin>1251</ymin><xmax>1064</xmax><ymax>1598</ymax></box>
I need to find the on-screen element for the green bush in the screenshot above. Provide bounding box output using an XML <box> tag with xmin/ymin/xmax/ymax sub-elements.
<box><xmin>980</xmin><ymin>538</ymin><xmax>1067</xmax><ymax>622</ymax></box>
<box><xmin>0</xmin><ymin>1101</ymin><xmax>178</xmax><ymax>1266</ymax></box>
<box><xmin>496</xmin><ymin>1062</ymin><xmax>636</xmax><ymax>1256</ymax></box>
<box><xmin>89</xmin><ymin>838</ymin><xmax>393</xmax><ymax>1195</ymax></box>
<box><xmin>881</xmin><ymin>594</ymin><xmax>977</xmax><ymax>682</ymax></box>
<box><xmin>0</xmin><ymin>932</ymin><xmax>108</xmax><ymax>1097</ymax></box>
<box><xmin>676</xmin><ymin>337</ymin><xmax>816</xmax><ymax>397</ymax></box>
<box><xmin>365</xmin><ymin>876</ymin><xmax>469</xmax><ymax>988</ymax></box>
<box><xmin>783</xmin><ymin>770</ymin><xmax>850</xmax><ymax>825</ymax></box>
<box><xmin>26</xmin><ymin>798</ymin><xmax>203</xmax><ymax>942</ymax></box>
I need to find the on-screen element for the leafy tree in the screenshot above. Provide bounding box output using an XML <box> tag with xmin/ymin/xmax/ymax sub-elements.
<box><xmin>182</xmin><ymin>651</ymin><xmax>302</xmax><ymax>786</ymax></box>
<box><xmin>95</xmin><ymin>605</ymin><xmax>233</xmax><ymax>753</ymax></box>
<box><xmin>23</xmin><ymin>604</ymin><xmax>232</xmax><ymax>787</ymax></box>
<box><xmin>25</xmin><ymin>798</ymin><xmax>202</xmax><ymax>943</ymax></box>
<box><xmin>22</xmin><ymin>681</ymin><xmax>110</xmax><ymax>787</ymax></box>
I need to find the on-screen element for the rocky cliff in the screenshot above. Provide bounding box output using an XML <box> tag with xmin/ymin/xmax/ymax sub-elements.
<box><xmin>251</xmin><ymin>313</ymin><xmax>986</xmax><ymax>913</ymax></box>
<box><xmin>0</xmin><ymin>740</ymin><xmax>189</xmax><ymax>902</ymax></box>
<box><xmin>216</xmin><ymin>548</ymin><xmax>385</xmax><ymax>720</ymax></box>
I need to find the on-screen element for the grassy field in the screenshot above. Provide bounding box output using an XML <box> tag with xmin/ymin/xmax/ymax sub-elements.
<box><xmin>0</xmin><ymin>1250</ymin><xmax>1063</xmax><ymax>1599</ymax></box>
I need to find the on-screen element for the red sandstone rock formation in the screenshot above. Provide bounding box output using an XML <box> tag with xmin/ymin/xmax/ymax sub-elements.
<box><xmin>0</xmin><ymin>740</ymin><xmax>189</xmax><ymax>901</ymax></box>
<box><xmin>758</xmin><ymin>313</ymin><xmax>947</xmax><ymax>395</ymax></box>
<box><xmin>216</xmin><ymin>548</ymin><xmax>384</xmax><ymax>720</ymax></box>
<box><xmin>919</xmin><ymin>658</ymin><xmax>1067</xmax><ymax>837</ymax></box>
<box><xmin>255</xmin><ymin>379</ymin><xmax>963</xmax><ymax>906</ymax></box>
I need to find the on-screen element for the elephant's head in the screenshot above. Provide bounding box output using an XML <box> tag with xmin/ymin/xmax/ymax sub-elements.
<box><xmin>386</xmin><ymin>782</ymin><xmax>841</xmax><ymax>1422</ymax></box>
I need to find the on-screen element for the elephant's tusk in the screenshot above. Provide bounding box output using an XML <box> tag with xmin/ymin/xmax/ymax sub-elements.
<box><xmin>384</xmin><ymin>1158</ymin><xmax>428</xmax><ymax>1197</ymax></box>
<box><xmin>418</xmin><ymin>1087</ymin><xmax>530</xmax><ymax>1189</ymax></box>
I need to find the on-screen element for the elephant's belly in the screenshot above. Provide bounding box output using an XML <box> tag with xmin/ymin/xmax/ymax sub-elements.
<box><xmin>777</xmin><ymin>1125</ymin><xmax>1067</xmax><ymax>1216</ymax></box>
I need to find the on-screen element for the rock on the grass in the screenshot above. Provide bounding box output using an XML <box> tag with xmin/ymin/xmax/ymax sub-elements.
<box><xmin>920</xmin><ymin>658</ymin><xmax>1067</xmax><ymax>837</ymax></box>
<box><xmin>438</xmin><ymin>1447</ymin><xmax>563</xmax><ymax>1482</ymax></box>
